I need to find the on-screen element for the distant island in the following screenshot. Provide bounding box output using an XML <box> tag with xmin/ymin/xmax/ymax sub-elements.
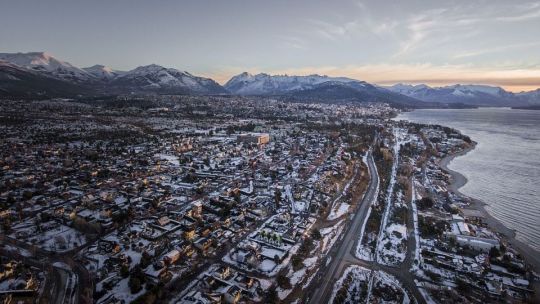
<box><xmin>512</xmin><ymin>105</ymin><xmax>540</xmax><ymax>110</ymax></box>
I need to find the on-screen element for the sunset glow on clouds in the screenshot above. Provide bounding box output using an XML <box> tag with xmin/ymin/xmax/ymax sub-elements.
<box><xmin>209</xmin><ymin>64</ymin><xmax>540</xmax><ymax>92</ymax></box>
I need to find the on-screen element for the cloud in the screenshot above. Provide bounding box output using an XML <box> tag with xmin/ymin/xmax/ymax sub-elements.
<box><xmin>393</xmin><ymin>2</ymin><xmax>540</xmax><ymax>58</ymax></box>
<box><xmin>372</xmin><ymin>20</ymin><xmax>399</xmax><ymax>35</ymax></box>
<box><xmin>394</xmin><ymin>7</ymin><xmax>485</xmax><ymax>57</ymax></box>
<box><xmin>307</xmin><ymin>19</ymin><xmax>361</xmax><ymax>40</ymax></box>
<box><xmin>277</xmin><ymin>35</ymin><xmax>307</xmax><ymax>50</ymax></box>
<box><xmin>453</xmin><ymin>42</ymin><xmax>540</xmax><ymax>59</ymax></box>
<box><xmin>496</xmin><ymin>2</ymin><xmax>540</xmax><ymax>21</ymax></box>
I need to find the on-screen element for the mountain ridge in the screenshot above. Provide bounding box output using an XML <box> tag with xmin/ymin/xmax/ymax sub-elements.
<box><xmin>1</xmin><ymin>52</ymin><xmax>539</xmax><ymax>106</ymax></box>
<box><xmin>386</xmin><ymin>83</ymin><xmax>537</xmax><ymax>106</ymax></box>
<box><xmin>0</xmin><ymin>59</ymin><xmax>93</xmax><ymax>98</ymax></box>
<box><xmin>0</xmin><ymin>52</ymin><xmax>227</xmax><ymax>96</ymax></box>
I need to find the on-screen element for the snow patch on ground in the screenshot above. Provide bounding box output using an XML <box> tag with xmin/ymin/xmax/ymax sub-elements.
<box><xmin>355</xmin><ymin>206</ymin><xmax>373</xmax><ymax>261</ymax></box>
<box><xmin>379</xmin><ymin>223</ymin><xmax>407</xmax><ymax>265</ymax></box>
<box><xmin>328</xmin><ymin>202</ymin><xmax>350</xmax><ymax>220</ymax></box>
<box><xmin>355</xmin><ymin>152</ymin><xmax>379</xmax><ymax>261</ymax></box>
<box><xmin>376</xmin><ymin>128</ymin><xmax>410</xmax><ymax>264</ymax></box>
<box><xmin>411</xmin><ymin>181</ymin><xmax>421</xmax><ymax>272</ymax></box>
<box><xmin>326</xmin><ymin>165</ymin><xmax>358</xmax><ymax>220</ymax></box>
<box><xmin>278</xmin><ymin>256</ymin><xmax>319</xmax><ymax>300</ymax></box>
<box><xmin>329</xmin><ymin>265</ymin><xmax>371</xmax><ymax>304</ymax></box>
<box><xmin>9</xmin><ymin>219</ymin><xmax>87</xmax><ymax>253</ymax></box>
<box><xmin>320</xmin><ymin>220</ymin><xmax>345</xmax><ymax>254</ymax></box>
<box><xmin>330</xmin><ymin>265</ymin><xmax>411</xmax><ymax>304</ymax></box>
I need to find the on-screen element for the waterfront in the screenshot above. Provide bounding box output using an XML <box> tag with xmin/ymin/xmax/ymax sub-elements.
<box><xmin>397</xmin><ymin>107</ymin><xmax>540</xmax><ymax>253</ymax></box>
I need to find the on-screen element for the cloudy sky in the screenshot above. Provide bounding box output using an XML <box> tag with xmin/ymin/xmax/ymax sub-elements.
<box><xmin>1</xmin><ymin>0</ymin><xmax>540</xmax><ymax>91</ymax></box>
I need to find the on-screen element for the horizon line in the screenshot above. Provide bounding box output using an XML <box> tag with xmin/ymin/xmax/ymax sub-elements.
<box><xmin>2</xmin><ymin>50</ymin><xmax>539</xmax><ymax>93</ymax></box>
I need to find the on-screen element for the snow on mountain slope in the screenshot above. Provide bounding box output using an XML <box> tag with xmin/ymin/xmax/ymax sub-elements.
<box><xmin>83</xmin><ymin>64</ymin><xmax>123</xmax><ymax>80</ymax></box>
<box><xmin>224</xmin><ymin>72</ymin><xmax>360</xmax><ymax>95</ymax></box>
<box><xmin>111</xmin><ymin>64</ymin><xmax>226</xmax><ymax>94</ymax></box>
<box><xmin>0</xmin><ymin>52</ymin><xmax>227</xmax><ymax>93</ymax></box>
<box><xmin>449</xmin><ymin>84</ymin><xmax>504</xmax><ymax>96</ymax></box>
<box><xmin>0</xmin><ymin>52</ymin><xmax>228</xmax><ymax>96</ymax></box>
<box><xmin>386</xmin><ymin>83</ymin><xmax>521</xmax><ymax>106</ymax></box>
<box><xmin>0</xmin><ymin>60</ymin><xmax>92</xmax><ymax>98</ymax></box>
<box><xmin>0</xmin><ymin>52</ymin><xmax>94</xmax><ymax>82</ymax></box>
<box><xmin>389</xmin><ymin>83</ymin><xmax>506</xmax><ymax>96</ymax></box>
<box><xmin>224</xmin><ymin>72</ymin><xmax>429</xmax><ymax>106</ymax></box>
<box><xmin>386</xmin><ymin>83</ymin><xmax>429</xmax><ymax>95</ymax></box>
<box><xmin>516</xmin><ymin>88</ymin><xmax>540</xmax><ymax>104</ymax></box>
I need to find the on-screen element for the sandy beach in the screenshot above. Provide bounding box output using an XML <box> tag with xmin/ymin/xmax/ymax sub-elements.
<box><xmin>440</xmin><ymin>143</ymin><xmax>540</xmax><ymax>273</ymax></box>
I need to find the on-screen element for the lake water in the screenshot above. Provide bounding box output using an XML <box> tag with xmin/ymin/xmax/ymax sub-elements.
<box><xmin>396</xmin><ymin>108</ymin><xmax>540</xmax><ymax>252</ymax></box>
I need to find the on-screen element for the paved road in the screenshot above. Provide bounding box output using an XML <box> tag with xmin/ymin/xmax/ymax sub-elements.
<box><xmin>308</xmin><ymin>150</ymin><xmax>380</xmax><ymax>303</ymax></box>
<box><xmin>307</xmin><ymin>150</ymin><xmax>426</xmax><ymax>304</ymax></box>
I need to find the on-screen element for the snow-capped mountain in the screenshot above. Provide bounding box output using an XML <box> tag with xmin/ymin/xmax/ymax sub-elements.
<box><xmin>386</xmin><ymin>83</ymin><xmax>522</xmax><ymax>106</ymax></box>
<box><xmin>2</xmin><ymin>51</ymin><xmax>538</xmax><ymax>105</ymax></box>
<box><xmin>224</xmin><ymin>72</ymin><xmax>427</xmax><ymax>106</ymax></box>
<box><xmin>516</xmin><ymin>89</ymin><xmax>540</xmax><ymax>105</ymax></box>
<box><xmin>385</xmin><ymin>83</ymin><xmax>430</xmax><ymax>95</ymax></box>
<box><xmin>225</xmin><ymin>72</ymin><xmax>360</xmax><ymax>95</ymax></box>
<box><xmin>82</xmin><ymin>64</ymin><xmax>123</xmax><ymax>80</ymax></box>
<box><xmin>0</xmin><ymin>60</ymin><xmax>91</xmax><ymax>98</ymax></box>
<box><xmin>288</xmin><ymin>80</ymin><xmax>426</xmax><ymax>106</ymax></box>
<box><xmin>110</xmin><ymin>64</ymin><xmax>226</xmax><ymax>94</ymax></box>
<box><xmin>0</xmin><ymin>52</ymin><xmax>228</xmax><ymax>96</ymax></box>
<box><xmin>0</xmin><ymin>52</ymin><xmax>94</xmax><ymax>83</ymax></box>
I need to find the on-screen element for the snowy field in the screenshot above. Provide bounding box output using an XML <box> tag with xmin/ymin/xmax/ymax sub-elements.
<box><xmin>327</xmin><ymin>165</ymin><xmax>358</xmax><ymax>220</ymax></box>
<box><xmin>328</xmin><ymin>202</ymin><xmax>350</xmax><ymax>220</ymax></box>
<box><xmin>378</xmin><ymin>222</ymin><xmax>408</xmax><ymax>265</ymax></box>
<box><xmin>330</xmin><ymin>265</ymin><xmax>410</xmax><ymax>304</ymax></box>
<box><xmin>277</xmin><ymin>256</ymin><xmax>318</xmax><ymax>300</ymax></box>
<box><xmin>375</xmin><ymin>128</ymin><xmax>411</xmax><ymax>265</ymax></box>
<box><xmin>355</xmin><ymin>152</ymin><xmax>379</xmax><ymax>261</ymax></box>
<box><xmin>329</xmin><ymin>265</ymin><xmax>371</xmax><ymax>303</ymax></box>
<box><xmin>411</xmin><ymin>181</ymin><xmax>422</xmax><ymax>271</ymax></box>
<box><xmin>320</xmin><ymin>220</ymin><xmax>345</xmax><ymax>254</ymax></box>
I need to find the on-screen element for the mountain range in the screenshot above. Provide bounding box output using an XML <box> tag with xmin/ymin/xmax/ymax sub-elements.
<box><xmin>0</xmin><ymin>52</ymin><xmax>226</xmax><ymax>97</ymax></box>
<box><xmin>1</xmin><ymin>51</ymin><xmax>539</xmax><ymax>107</ymax></box>
<box><xmin>224</xmin><ymin>72</ymin><xmax>424</xmax><ymax>107</ymax></box>
<box><xmin>386</xmin><ymin>83</ymin><xmax>539</xmax><ymax>107</ymax></box>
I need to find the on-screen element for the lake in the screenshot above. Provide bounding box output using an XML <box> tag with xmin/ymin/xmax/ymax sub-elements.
<box><xmin>397</xmin><ymin>107</ymin><xmax>540</xmax><ymax>252</ymax></box>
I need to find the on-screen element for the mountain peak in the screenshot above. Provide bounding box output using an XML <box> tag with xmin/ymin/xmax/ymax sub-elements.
<box><xmin>387</xmin><ymin>82</ymin><xmax>519</xmax><ymax>106</ymax></box>
<box><xmin>0</xmin><ymin>51</ymin><xmax>60</xmax><ymax>66</ymax></box>
<box><xmin>24</xmin><ymin>51</ymin><xmax>53</xmax><ymax>60</ymax></box>
<box><xmin>134</xmin><ymin>64</ymin><xmax>165</xmax><ymax>71</ymax></box>
<box><xmin>111</xmin><ymin>64</ymin><xmax>226</xmax><ymax>94</ymax></box>
<box><xmin>0</xmin><ymin>51</ymin><xmax>93</xmax><ymax>82</ymax></box>
<box><xmin>225</xmin><ymin>72</ymin><xmax>360</xmax><ymax>95</ymax></box>
<box><xmin>82</xmin><ymin>64</ymin><xmax>121</xmax><ymax>79</ymax></box>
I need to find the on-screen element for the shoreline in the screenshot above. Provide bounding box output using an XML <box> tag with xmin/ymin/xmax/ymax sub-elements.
<box><xmin>440</xmin><ymin>143</ymin><xmax>540</xmax><ymax>273</ymax></box>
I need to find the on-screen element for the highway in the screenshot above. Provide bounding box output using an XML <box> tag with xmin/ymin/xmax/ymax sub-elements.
<box><xmin>306</xmin><ymin>149</ymin><xmax>425</xmax><ymax>304</ymax></box>
<box><xmin>307</xmin><ymin>150</ymin><xmax>379</xmax><ymax>303</ymax></box>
